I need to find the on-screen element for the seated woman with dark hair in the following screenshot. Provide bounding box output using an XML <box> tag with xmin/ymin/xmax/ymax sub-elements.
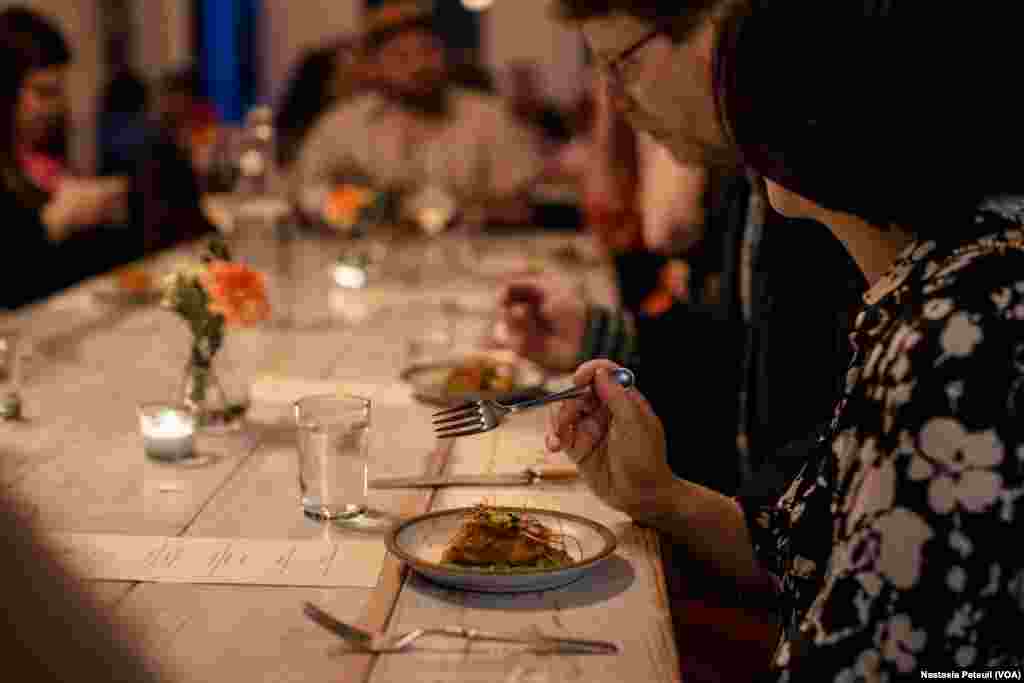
<box><xmin>275</xmin><ymin>39</ymin><xmax>364</xmax><ymax>171</ymax></box>
<box><xmin>98</xmin><ymin>69</ymin><xmax>150</xmax><ymax>178</ymax></box>
<box><xmin>0</xmin><ymin>7</ymin><xmax>139</xmax><ymax>309</ymax></box>
<box><xmin>550</xmin><ymin>0</ymin><xmax>1024</xmax><ymax>678</ymax></box>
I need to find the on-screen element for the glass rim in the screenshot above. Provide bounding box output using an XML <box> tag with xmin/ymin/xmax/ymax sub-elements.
<box><xmin>292</xmin><ymin>393</ymin><xmax>371</xmax><ymax>413</ymax></box>
<box><xmin>137</xmin><ymin>402</ymin><xmax>195</xmax><ymax>417</ymax></box>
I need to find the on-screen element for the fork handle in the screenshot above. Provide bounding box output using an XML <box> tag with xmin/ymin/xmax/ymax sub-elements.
<box><xmin>434</xmin><ymin>626</ymin><xmax>618</xmax><ymax>653</ymax></box>
<box><xmin>529</xmin><ymin>464</ymin><xmax>579</xmax><ymax>481</ymax></box>
<box><xmin>508</xmin><ymin>367</ymin><xmax>635</xmax><ymax>413</ymax></box>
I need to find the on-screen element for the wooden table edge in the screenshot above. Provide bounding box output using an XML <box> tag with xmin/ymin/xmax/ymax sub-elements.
<box><xmin>643</xmin><ymin>526</ymin><xmax>684</xmax><ymax>683</ymax></box>
<box><xmin>336</xmin><ymin>438</ymin><xmax>454</xmax><ymax>683</ymax></box>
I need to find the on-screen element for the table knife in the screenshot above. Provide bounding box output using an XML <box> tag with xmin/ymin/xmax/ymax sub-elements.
<box><xmin>368</xmin><ymin>464</ymin><xmax>578</xmax><ymax>489</ymax></box>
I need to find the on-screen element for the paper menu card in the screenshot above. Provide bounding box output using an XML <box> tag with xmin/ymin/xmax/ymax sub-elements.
<box><xmin>51</xmin><ymin>533</ymin><xmax>387</xmax><ymax>588</ymax></box>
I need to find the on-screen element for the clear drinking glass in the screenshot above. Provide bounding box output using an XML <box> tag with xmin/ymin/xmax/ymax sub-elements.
<box><xmin>0</xmin><ymin>330</ymin><xmax>22</xmax><ymax>420</ymax></box>
<box><xmin>294</xmin><ymin>394</ymin><xmax>371</xmax><ymax>521</ymax></box>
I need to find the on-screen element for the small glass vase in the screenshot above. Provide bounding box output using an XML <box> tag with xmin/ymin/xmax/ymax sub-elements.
<box><xmin>179</xmin><ymin>337</ymin><xmax>249</xmax><ymax>433</ymax></box>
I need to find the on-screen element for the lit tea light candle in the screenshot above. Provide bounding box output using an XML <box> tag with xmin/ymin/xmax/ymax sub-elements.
<box><xmin>139</xmin><ymin>405</ymin><xmax>195</xmax><ymax>461</ymax></box>
<box><xmin>333</xmin><ymin>263</ymin><xmax>368</xmax><ymax>289</ymax></box>
<box><xmin>0</xmin><ymin>391</ymin><xmax>21</xmax><ymax>421</ymax></box>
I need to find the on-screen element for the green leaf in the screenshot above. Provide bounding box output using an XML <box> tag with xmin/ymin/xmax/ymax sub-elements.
<box><xmin>204</xmin><ymin>235</ymin><xmax>232</xmax><ymax>263</ymax></box>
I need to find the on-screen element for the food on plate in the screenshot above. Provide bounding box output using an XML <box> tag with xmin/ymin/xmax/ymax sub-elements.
<box><xmin>115</xmin><ymin>267</ymin><xmax>152</xmax><ymax>293</ymax></box>
<box><xmin>442</xmin><ymin>504</ymin><xmax>576</xmax><ymax>571</ymax></box>
<box><xmin>444</xmin><ymin>358</ymin><xmax>517</xmax><ymax>394</ymax></box>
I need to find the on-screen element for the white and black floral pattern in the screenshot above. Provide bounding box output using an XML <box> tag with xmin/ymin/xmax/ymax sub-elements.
<box><xmin>742</xmin><ymin>206</ymin><xmax>1024</xmax><ymax>681</ymax></box>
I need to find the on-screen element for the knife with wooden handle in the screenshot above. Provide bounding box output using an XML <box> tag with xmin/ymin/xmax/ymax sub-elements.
<box><xmin>368</xmin><ymin>464</ymin><xmax>578</xmax><ymax>489</ymax></box>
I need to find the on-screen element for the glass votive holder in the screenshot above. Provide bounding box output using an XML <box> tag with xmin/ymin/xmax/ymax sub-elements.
<box><xmin>332</xmin><ymin>260</ymin><xmax>369</xmax><ymax>290</ymax></box>
<box><xmin>138</xmin><ymin>404</ymin><xmax>196</xmax><ymax>462</ymax></box>
<box><xmin>0</xmin><ymin>330</ymin><xmax>22</xmax><ymax>421</ymax></box>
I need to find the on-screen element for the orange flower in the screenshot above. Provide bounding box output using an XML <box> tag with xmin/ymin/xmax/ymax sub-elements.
<box><xmin>200</xmin><ymin>261</ymin><xmax>270</xmax><ymax>326</ymax></box>
<box><xmin>324</xmin><ymin>185</ymin><xmax>375</xmax><ymax>229</ymax></box>
<box><xmin>115</xmin><ymin>267</ymin><xmax>152</xmax><ymax>293</ymax></box>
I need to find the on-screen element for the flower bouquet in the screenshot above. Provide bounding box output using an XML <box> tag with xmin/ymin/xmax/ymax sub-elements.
<box><xmin>161</xmin><ymin>237</ymin><xmax>269</xmax><ymax>430</ymax></box>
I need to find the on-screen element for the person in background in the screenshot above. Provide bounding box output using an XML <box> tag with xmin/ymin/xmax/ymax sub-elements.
<box><xmin>541</xmin><ymin>67</ymin><xmax>594</xmax><ymax>183</ymax></box>
<box><xmin>549</xmin><ymin>0</ymin><xmax>1024</xmax><ymax>678</ymax></box>
<box><xmin>130</xmin><ymin>126</ymin><xmax>216</xmax><ymax>255</ymax></box>
<box><xmin>275</xmin><ymin>38</ymin><xmax>365</xmax><ymax>171</ymax></box>
<box><xmin>577</xmin><ymin>69</ymin><xmax>644</xmax><ymax>257</ymax></box>
<box><xmin>636</xmin><ymin>134</ymin><xmax>711</xmax><ymax>309</ymax></box>
<box><xmin>546</xmin><ymin>69</ymin><xmax>655</xmax><ymax>307</ymax></box>
<box><xmin>295</xmin><ymin>0</ymin><xmax>543</xmax><ymax>227</ymax></box>
<box><xmin>504</xmin><ymin>61</ymin><xmax>573</xmax><ymax>151</ymax></box>
<box><xmin>153</xmin><ymin>65</ymin><xmax>220</xmax><ymax>183</ymax></box>
<box><xmin>0</xmin><ymin>7</ymin><xmax>134</xmax><ymax>309</ymax></box>
<box><xmin>448</xmin><ymin>50</ymin><xmax>496</xmax><ymax>95</ymax></box>
<box><xmin>544</xmin><ymin>70</ymin><xmax>705</xmax><ymax>314</ymax></box>
<box><xmin>97</xmin><ymin>69</ymin><xmax>150</xmax><ymax>178</ymax></box>
<box><xmin>105</xmin><ymin>62</ymin><xmax>216</xmax><ymax>253</ymax></box>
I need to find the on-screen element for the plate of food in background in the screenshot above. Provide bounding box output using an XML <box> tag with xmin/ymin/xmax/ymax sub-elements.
<box><xmin>399</xmin><ymin>349</ymin><xmax>546</xmax><ymax>406</ymax></box>
<box><xmin>549</xmin><ymin>237</ymin><xmax>606</xmax><ymax>268</ymax></box>
<box><xmin>92</xmin><ymin>266</ymin><xmax>161</xmax><ymax>306</ymax></box>
<box><xmin>386</xmin><ymin>504</ymin><xmax>617</xmax><ymax>593</ymax></box>
<box><xmin>465</xmin><ymin>252</ymin><xmax>546</xmax><ymax>281</ymax></box>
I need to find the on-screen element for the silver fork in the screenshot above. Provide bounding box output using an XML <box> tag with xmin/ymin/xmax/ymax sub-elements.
<box><xmin>303</xmin><ymin>602</ymin><xmax>618</xmax><ymax>654</ymax></box>
<box><xmin>433</xmin><ymin>367</ymin><xmax>635</xmax><ymax>439</ymax></box>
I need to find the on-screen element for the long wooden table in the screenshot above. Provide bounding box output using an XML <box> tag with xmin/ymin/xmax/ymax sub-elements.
<box><xmin>0</xmin><ymin>229</ymin><xmax>680</xmax><ymax>683</ymax></box>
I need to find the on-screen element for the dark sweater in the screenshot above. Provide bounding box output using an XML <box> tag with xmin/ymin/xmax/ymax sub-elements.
<box><xmin>2</xmin><ymin>129</ymin><xmax>215</xmax><ymax>310</ymax></box>
<box><xmin>1</xmin><ymin>183</ymin><xmax>137</xmax><ymax>310</ymax></box>
<box><xmin>581</xmin><ymin>174</ymin><xmax>865</xmax><ymax>495</ymax></box>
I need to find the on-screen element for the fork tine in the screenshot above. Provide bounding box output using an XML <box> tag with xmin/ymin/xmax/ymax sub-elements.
<box><xmin>432</xmin><ymin>401</ymin><xmax>477</xmax><ymax>418</ymax></box>
<box><xmin>433</xmin><ymin>409</ymin><xmax>481</xmax><ymax>426</ymax></box>
<box><xmin>437</xmin><ymin>425</ymin><xmax>493</xmax><ymax>439</ymax></box>
<box><xmin>434</xmin><ymin>416</ymin><xmax>485</xmax><ymax>434</ymax></box>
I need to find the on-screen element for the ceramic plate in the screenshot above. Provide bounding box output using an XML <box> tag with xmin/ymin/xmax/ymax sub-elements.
<box><xmin>387</xmin><ymin>506</ymin><xmax>617</xmax><ymax>593</ymax></box>
<box><xmin>399</xmin><ymin>350</ymin><xmax>546</xmax><ymax>406</ymax></box>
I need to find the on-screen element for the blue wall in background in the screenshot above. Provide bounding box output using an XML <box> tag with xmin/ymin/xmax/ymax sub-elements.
<box><xmin>196</xmin><ymin>0</ymin><xmax>259</xmax><ymax>123</ymax></box>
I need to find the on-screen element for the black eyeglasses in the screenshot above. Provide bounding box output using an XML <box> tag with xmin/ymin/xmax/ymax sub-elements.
<box><xmin>597</xmin><ymin>29</ymin><xmax>660</xmax><ymax>90</ymax></box>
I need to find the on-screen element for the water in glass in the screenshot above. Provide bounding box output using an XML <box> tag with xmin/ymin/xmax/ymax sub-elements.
<box><xmin>295</xmin><ymin>395</ymin><xmax>371</xmax><ymax>520</ymax></box>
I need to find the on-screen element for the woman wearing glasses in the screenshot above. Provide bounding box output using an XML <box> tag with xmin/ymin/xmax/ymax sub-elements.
<box><xmin>550</xmin><ymin>0</ymin><xmax>1024</xmax><ymax>678</ymax></box>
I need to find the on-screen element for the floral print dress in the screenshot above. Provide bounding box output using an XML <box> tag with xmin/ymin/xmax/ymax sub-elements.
<box><xmin>742</xmin><ymin>201</ymin><xmax>1024</xmax><ymax>681</ymax></box>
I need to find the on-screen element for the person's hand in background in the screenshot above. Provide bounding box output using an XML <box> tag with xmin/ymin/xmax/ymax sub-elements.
<box><xmin>41</xmin><ymin>176</ymin><xmax>128</xmax><ymax>241</ymax></box>
<box><xmin>495</xmin><ymin>276</ymin><xmax>588</xmax><ymax>372</ymax></box>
